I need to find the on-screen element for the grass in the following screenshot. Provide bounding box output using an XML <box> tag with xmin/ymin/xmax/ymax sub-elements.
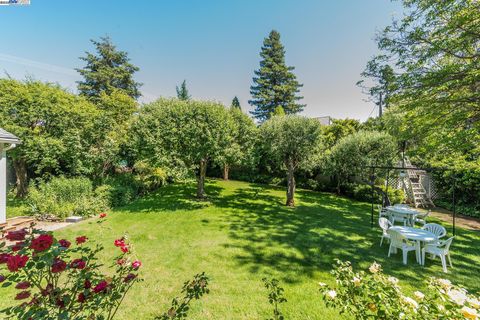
<box><xmin>1</xmin><ymin>179</ymin><xmax>479</xmax><ymax>319</ymax></box>
<box><xmin>6</xmin><ymin>195</ymin><xmax>29</xmax><ymax>218</ymax></box>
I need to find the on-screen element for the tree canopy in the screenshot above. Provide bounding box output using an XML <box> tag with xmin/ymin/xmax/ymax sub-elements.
<box><xmin>176</xmin><ymin>80</ymin><xmax>191</xmax><ymax>101</ymax></box>
<box><xmin>249</xmin><ymin>30</ymin><xmax>305</xmax><ymax>122</ymax></box>
<box><xmin>76</xmin><ymin>36</ymin><xmax>142</xmax><ymax>101</ymax></box>
<box><xmin>260</xmin><ymin>115</ymin><xmax>322</xmax><ymax>206</ymax></box>
<box><xmin>131</xmin><ymin>99</ymin><xmax>235</xmax><ymax>198</ymax></box>
<box><xmin>231</xmin><ymin>96</ymin><xmax>241</xmax><ymax>110</ymax></box>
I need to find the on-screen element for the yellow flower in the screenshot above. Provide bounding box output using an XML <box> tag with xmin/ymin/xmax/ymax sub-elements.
<box><xmin>367</xmin><ymin>303</ymin><xmax>377</xmax><ymax>312</ymax></box>
<box><xmin>369</xmin><ymin>262</ymin><xmax>381</xmax><ymax>274</ymax></box>
<box><xmin>414</xmin><ymin>291</ymin><xmax>425</xmax><ymax>300</ymax></box>
<box><xmin>352</xmin><ymin>277</ymin><xmax>361</xmax><ymax>287</ymax></box>
<box><xmin>461</xmin><ymin>306</ymin><xmax>478</xmax><ymax>320</ymax></box>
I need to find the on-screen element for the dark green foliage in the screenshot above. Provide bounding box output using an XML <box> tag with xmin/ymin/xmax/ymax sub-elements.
<box><xmin>76</xmin><ymin>36</ymin><xmax>142</xmax><ymax>100</ymax></box>
<box><xmin>100</xmin><ymin>174</ymin><xmax>142</xmax><ymax>207</ymax></box>
<box><xmin>176</xmin><ymin>80</ymin><xmax>191</xmax><ymax>101</ymax></box>
<box><xmin>231</xmin><ymin>96</ymin><xmax>241</xmax><ymax>109</ymax></box>
<box><xmin>263</xmin><ymin>278</ymin><xmax>287</xmax><ymax>320</ymax></box>
<box><xmin>322</xmin><ymin>118</ymin><xmax>361</xmax><ymax>149</ymax></box>
<box><xmin>155</xmin><ymin>273</ymin><xmax>209</xmax><ymax>320</ymax></box>
<box><xmin>347</xmin><ymin>183</ymin><xmax>405</xmax><ymax>205</ymax></box>
<box><xmin>27</xmin><ymin>176</ymin><xmax>109</xmax><ymax>218</ymax></box>
<box><xmin>249</xmin><ymin>30</ymin><xmax>305</xmax><ymax>122</ymax></box>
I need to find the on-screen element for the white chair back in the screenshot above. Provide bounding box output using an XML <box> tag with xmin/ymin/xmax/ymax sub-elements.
<box><xmin>423</xmin><ymin>223</ymin><xmax>447</xmax><ymax>239</ymax></box>
<box><xmin>441</xmin><ymin>237</ymin><xmax>454</xmax><ymax>252</ymax></box>
<box><xmin>388</xmin><ymin>229</ymin><xmax>406</xmax><ymax>247</ymax></box>
<box><xmin>379</xmin><ymin>217</ymin><xmax>392</xmax><ymax>235</ymax></box>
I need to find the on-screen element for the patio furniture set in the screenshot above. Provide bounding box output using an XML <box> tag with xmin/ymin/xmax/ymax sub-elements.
<box><xmin>378</xmin><ymin>204</ymin><xmax>454</xmax><ymax>272</ymax></box>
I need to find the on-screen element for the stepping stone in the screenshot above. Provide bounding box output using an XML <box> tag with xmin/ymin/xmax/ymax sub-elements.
<box><xmin>66</xmin><ymin>216</ymin><xmax>83</xmax><ymax>223</ymax></box>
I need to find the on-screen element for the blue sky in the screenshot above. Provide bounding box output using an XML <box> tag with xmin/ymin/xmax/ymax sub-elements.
<box><xmin>0</xmin><ymin>0</ymin><xmax>401</xmax><ymax>120</ymax></box>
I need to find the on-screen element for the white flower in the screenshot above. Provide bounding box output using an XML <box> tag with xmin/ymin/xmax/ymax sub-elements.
<box><xmin>414</xmin><ymin>291</ymin><xmax>425</xmax><ymax>300</ymax></box>
<box><xmin>399</xmin><ymin>312</ymin><xmax>405</xmax><ymax>319</ymax></box>
<box><xmin>326</xmin><ymin>290</ymin><xmax>337</xmax><ymax>300</ymax></box>
<box><xmin>461</xmin><ymin>306</ymin><xmax>478</xmax><ymax>320</ymax></box>
<box><xmin>438</xmin><ymin>304</ymin><xmax>445</xmax><ymax>312</ymax></box>
<box><xmin>369</xmin><ymin>262</ymin><xmax>381</xmax><ymax>274</ymax></box>
<box><xmin>437</xmin><ymin>278</ymin><xmax>452</xmax><ymax>289</ymax></box>
<box><xmin>318</xmin><ymin>282</ymin><xmax>327</xmax><ymax>287</ymax></box>
<box><xmin>468</xmin><ymin>297</ymin><xmax>480</xmax><ymax>309</ymax></box>
<box><xmin>387</xmin><ymin>276</ymin><xmax>399</xmax><ymax>285</ymax></box>
<box><xmin>402</xmin><ymin>296</ymin><xmax>419</xmax><ymax>309</ymax></box>
<box><xmin>352</xmin><ymin>277</ymin><xmax>361</xmax><ymax>287</ymax></box>
<box><xmin>447</xmin><ymin>289</ymin><xmax>468</xmax><ymax>306</ymax></box>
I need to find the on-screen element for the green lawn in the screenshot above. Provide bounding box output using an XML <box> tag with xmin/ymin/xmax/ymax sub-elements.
<box><xmin>1</xmin><ymin>179</ymin><xmax>479</xmax><ymax>319</ymax></box>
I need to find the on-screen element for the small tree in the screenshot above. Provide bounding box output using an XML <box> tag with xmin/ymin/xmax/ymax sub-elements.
<box><xmin>260</xmin><ymin>115</ymin><xmax>322</xmax><ymax>206</ymax></box>
<box><xmin>216</xmin><ymin>108</ymin><xmax>258</xmax><ymax>180</ymax></box>
<box><xmin>231</xmin><ymin>96</ymin><xmax>241</xmax><ymax>110</ymax></box>
<box><xmin>132</xmin><ymin>99</ymin><xmax>234</xmax><ymax>199</ymax></box>
<box><xmin>325</xmin><ymin>130</ymin><xmax>397</xmax><ymax>194</ymax></box>
<box><xmin>176</xmin><ymin>80</ymin><xmax>191</xmax><ymax>101</ymax></box>
<box><xmin>76</xmin><ymin>36</ymin><xmax>142</xmax><ymax>101</ymax></box>
<box><xmin>249</xmin><ymin>30</ymin><xmax>305</xmax><ymax>122</ymax></box>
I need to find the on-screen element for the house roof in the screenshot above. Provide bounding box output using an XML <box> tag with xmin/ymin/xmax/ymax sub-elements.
<box><xmin>0</xmin><ymin>128</ymin><xmax>21</xmax><ymax>144</ymax></box>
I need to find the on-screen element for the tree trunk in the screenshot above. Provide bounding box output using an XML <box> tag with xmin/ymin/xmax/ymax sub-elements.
<box><xmin>12</xmin><ymin>158</ymin><xmax>28</xmax><ymax>198</ymax></box>
<box><xmin>223</xmin><ymin>164</ymin><xmax>229</xmax><ymax>181</ymax></box>
<box><xmin>336</xmin><ymin>177</ymin><xmax>341</xmax><ymax>195</ymax></box>
<box><xmin>286</xmin><ymin>160</ymin><xmax>295</xmax><ymax>207</ymax></box>
<box><xmin>196</xmin><ymin>159</ymin><xmax>207</xmax><ymax>199</ymax></box>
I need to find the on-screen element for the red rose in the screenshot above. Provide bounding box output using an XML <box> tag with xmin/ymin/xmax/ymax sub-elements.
<box><xmin>58</xmin><ymin>239</ymin><xmax>71</xmax><ymax>248</ymax></box>
<box><xmin>41</xmin><ymin>283</ymin><xmax>53</xmax><ymax>296</ymax></box>
<box><xmin>70</xmin><ymin>259</ymin><xmax>86</xmax><ymax>269</ymax></box>
<box><xmin>6</xmin><ymin>229</ymin><xmax>28</xmax><ymax>241</ymax></box>
<box><xmin>7</xmin><ymin>255</ymin><xmax>29</xmax><ymax>272</ymax></box>
<box><xmin>131</xmin><ymin>260</ymin><xmax>142</xmax><ymax>270</ymax></box>
<box><xmin>93</xmin><ymin>280</ymin><xmax>109</xmax><ymax>293</ymax></box>
<box><xmin>120</xmin><ymin>245</ymin><xmax>129</xmax><ymax>253</ymax></box>
<box><xmin>30</xmin><ymin>234</ymin><xmax>54</xmax><ymax>252</ymax></box>
<box><xmin>15</xmin><ymin>281</ymin><xmax>30</xmax><ymax>289</ymax></box>
<box><xmin>15</xmin><ymin>291</ymin><xmax>30</xmax><ymax>300</ymax></box>
<box><xmin>114</xmin><ymin>238</ymin><xmax>125</xmax><ymax>247</ymax></box>
<box><xmin>0</xmin><ymin>275</ymin><xmax>6</xmax><ymax>283</ymax></box>
<box><xmin>99</xmin><ymin>213</ymin><xmax>107</xmax><ymax>218</ymax></box>
<box><xmin>76</xmin><ymin>236</ymin><xmax>88</xmax><ymax>245</ymax></box>
<box><xmin>0</xmin><ymin>253</ymin><xmax>11</xmax><ymax>264</ymax></box>
<box><xmin>84</xmin><ymin>279</ymin><xmax>91</xmax><ymax>289</ymax></box>
<box><xmin>124</xmin><ymin>273</ymin><xmax>136</xmax><ymax>283</ymax></box>
<box><xmin>77</xmin><ymin>292</ymin><xmax>86</xmax><ymax>303</ymax></box>
<box><xmin>11</xmin><ymin>242</ymin><xmax>25</xmax><ymax>252</ymax></box>
<box><xmin>56</xmin><ymin>297</ymin><xmax>65</xmax><ymax>308</ymax></box>
<box><xmin>51</xmin><ymin>258</ymin><xmax>67</xmax><ymax>273</ymax></box>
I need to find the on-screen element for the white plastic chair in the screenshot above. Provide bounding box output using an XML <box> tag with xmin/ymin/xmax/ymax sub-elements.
<box><xmin>387</xmin><ymin>229</ymin><xmax>419</xmax><ymax>265</ymax></box>
<box><xmin>378</xmin><ymin>217</ymin><xmax>392</xmax><ymax>246</ymax></box>
<box><xmin>422</xmin><ymin>237</ymin><xmax>454</xmax><ymax>272</ymax></box>
<box><xmin>415</xmin><ymin>210</ymin><xmax>431</xmax><ymax>226</ymax></box>
<box><xmin>390</xmin><ymin>212</ymin><xmax>409</xmax><ymax>226</ymax></box>
<box><xmin>378</xmin><ymin>205</ymin><xmax>388</xmax><ymax>218</ymax></box>
<box><xmin>422</xmin><ymin>223</ymin><xmax>446</xmax><ymax>239</ymax></box>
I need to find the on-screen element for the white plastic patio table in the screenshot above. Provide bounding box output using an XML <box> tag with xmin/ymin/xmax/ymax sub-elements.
<box><xmin>390</xmin><ymin>226</ymin><xmax>437</xmax><ymax>264</ymax></box>
<box><xmin>386</xmin><ymin>206</ymin><xmax>419</xmax><ymax>226</ymax></box>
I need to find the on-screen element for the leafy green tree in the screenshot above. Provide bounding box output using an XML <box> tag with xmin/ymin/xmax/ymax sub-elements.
<box><xmin>249</xmin><ymin>30</ymin><xmax>305</xmax><ymax>122</ymax></box>
<box><xmin>76</xmin><ymin>36</ymin><xmax>142</xmax><ymax>101</ymax></box>
<box><xmin>0</xmin><ymin>79</ymin><xmax>99</xmax><ymax>197</ymax></box>
<box><xmin>361</xmin><ymin>0</ymin><xmax>480</xmax><ymax>162</ymax></box>
<box><xmin>231</xmin><ymin>96</ymin><xmax>241</xmax><ymax>110</ymax></box>
<box><xmin>216</xmin><ymin>108</ymin><xmax>258</xmax><ymax>180</ymax></box>
<box><xmin>325</xmin><ymin>131</ymin><xmax>397</xmax><ymax>194</ymax></box>
<box><xmin>358</xmin><ymin>64</ymin><xmax>397</xmax><ymax>117</ymax></box>
<box><xmin>322</xmin><ymin>118</ymin><xmax>361</xmax><ymax>149</ymax></box>
<box><xmin>176</xmin><ymin>80</ymin><xmax>191</xmax><ymax>101</ymax></box>
<box><xmin>260</xmin><ymin>115</ymin><xmax>322</xmax><ymax>206</ymax></box>
<box><xmin>131</xmin><ymin>99</ymin><xmax>234</xmax><ymax>199</ymax></box>
<box><xmin>270</xmin><ymin>106</ymin><xmax>286</xmax><ymax>118</ymax></box>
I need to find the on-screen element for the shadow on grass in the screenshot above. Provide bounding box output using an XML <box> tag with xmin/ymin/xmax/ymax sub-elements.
<box><xmin>212</xmin><ymin>183</ymin><xmax>480</xmax><ymax>290</ymax></box>
<box><xmin>118</xmin><ymin>182</ymin><xmax>223</xmax><ymax>213</ymax></box>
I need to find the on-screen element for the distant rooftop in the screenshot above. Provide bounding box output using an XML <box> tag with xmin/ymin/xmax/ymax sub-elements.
<box><xmin>0</xmin><ymin>128</ymin><xmax>21</xmax><ymax>144</ymax></box>
<box><xmin>314</xmin><ymin>116</ymin><xmax>331</xmax><ymax>126</ymax></box>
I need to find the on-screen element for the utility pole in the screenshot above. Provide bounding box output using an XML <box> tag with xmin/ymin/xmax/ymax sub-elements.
<box><xmin>378</xmin><ymin>92</ymin><xmax>383</xmax><ymax>118</ymax></box>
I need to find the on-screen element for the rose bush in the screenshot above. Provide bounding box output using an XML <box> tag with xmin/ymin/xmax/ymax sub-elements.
<box><xmin>320</xmin><ymin>260</ymin><xmax>480</xmax><ymax>320</ymax></box>
<box><xmin>0</xmin><ymin>215</ymin><xmax>142</xmax><ymax>320</ymax></box>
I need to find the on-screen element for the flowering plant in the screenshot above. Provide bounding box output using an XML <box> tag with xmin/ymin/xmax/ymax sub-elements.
<box><xmin>0</xmin><ymin>214</ymin><xmax>142</xmax><ymax>320</ymax></box>
<box><xmin>320</xmin><ymin>260</ymin><xmax>480</xmax><ymax>320</ymax></box>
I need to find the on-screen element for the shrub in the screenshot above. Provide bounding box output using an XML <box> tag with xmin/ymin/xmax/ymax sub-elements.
<box><xmin>0</xmin><ymin>216</ymin><xmax>142</xmax><ymax>319</ymax></box>
<box><xmin>133</xmin><ymin>161</ymin><xmax>167</xmax><ymax>193</ymax></box>
<box><xmin>27</xmin><ymin>176</ymin><xmax>109</xmax><ymax>219</ymax></box>
<box><xmin>351</xmin><ymin>184</ymin><xmax>405</xmax><ymax>205</ymax></box>
<box><xmin>102</xmin><ymin>174</ymin><xmax>142</xmax><ymax>207</ymax></box>
<box><xmin>320</xmin><ymin>260</ymin><xmax>480</xmax><ymax>320</ymax></box>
